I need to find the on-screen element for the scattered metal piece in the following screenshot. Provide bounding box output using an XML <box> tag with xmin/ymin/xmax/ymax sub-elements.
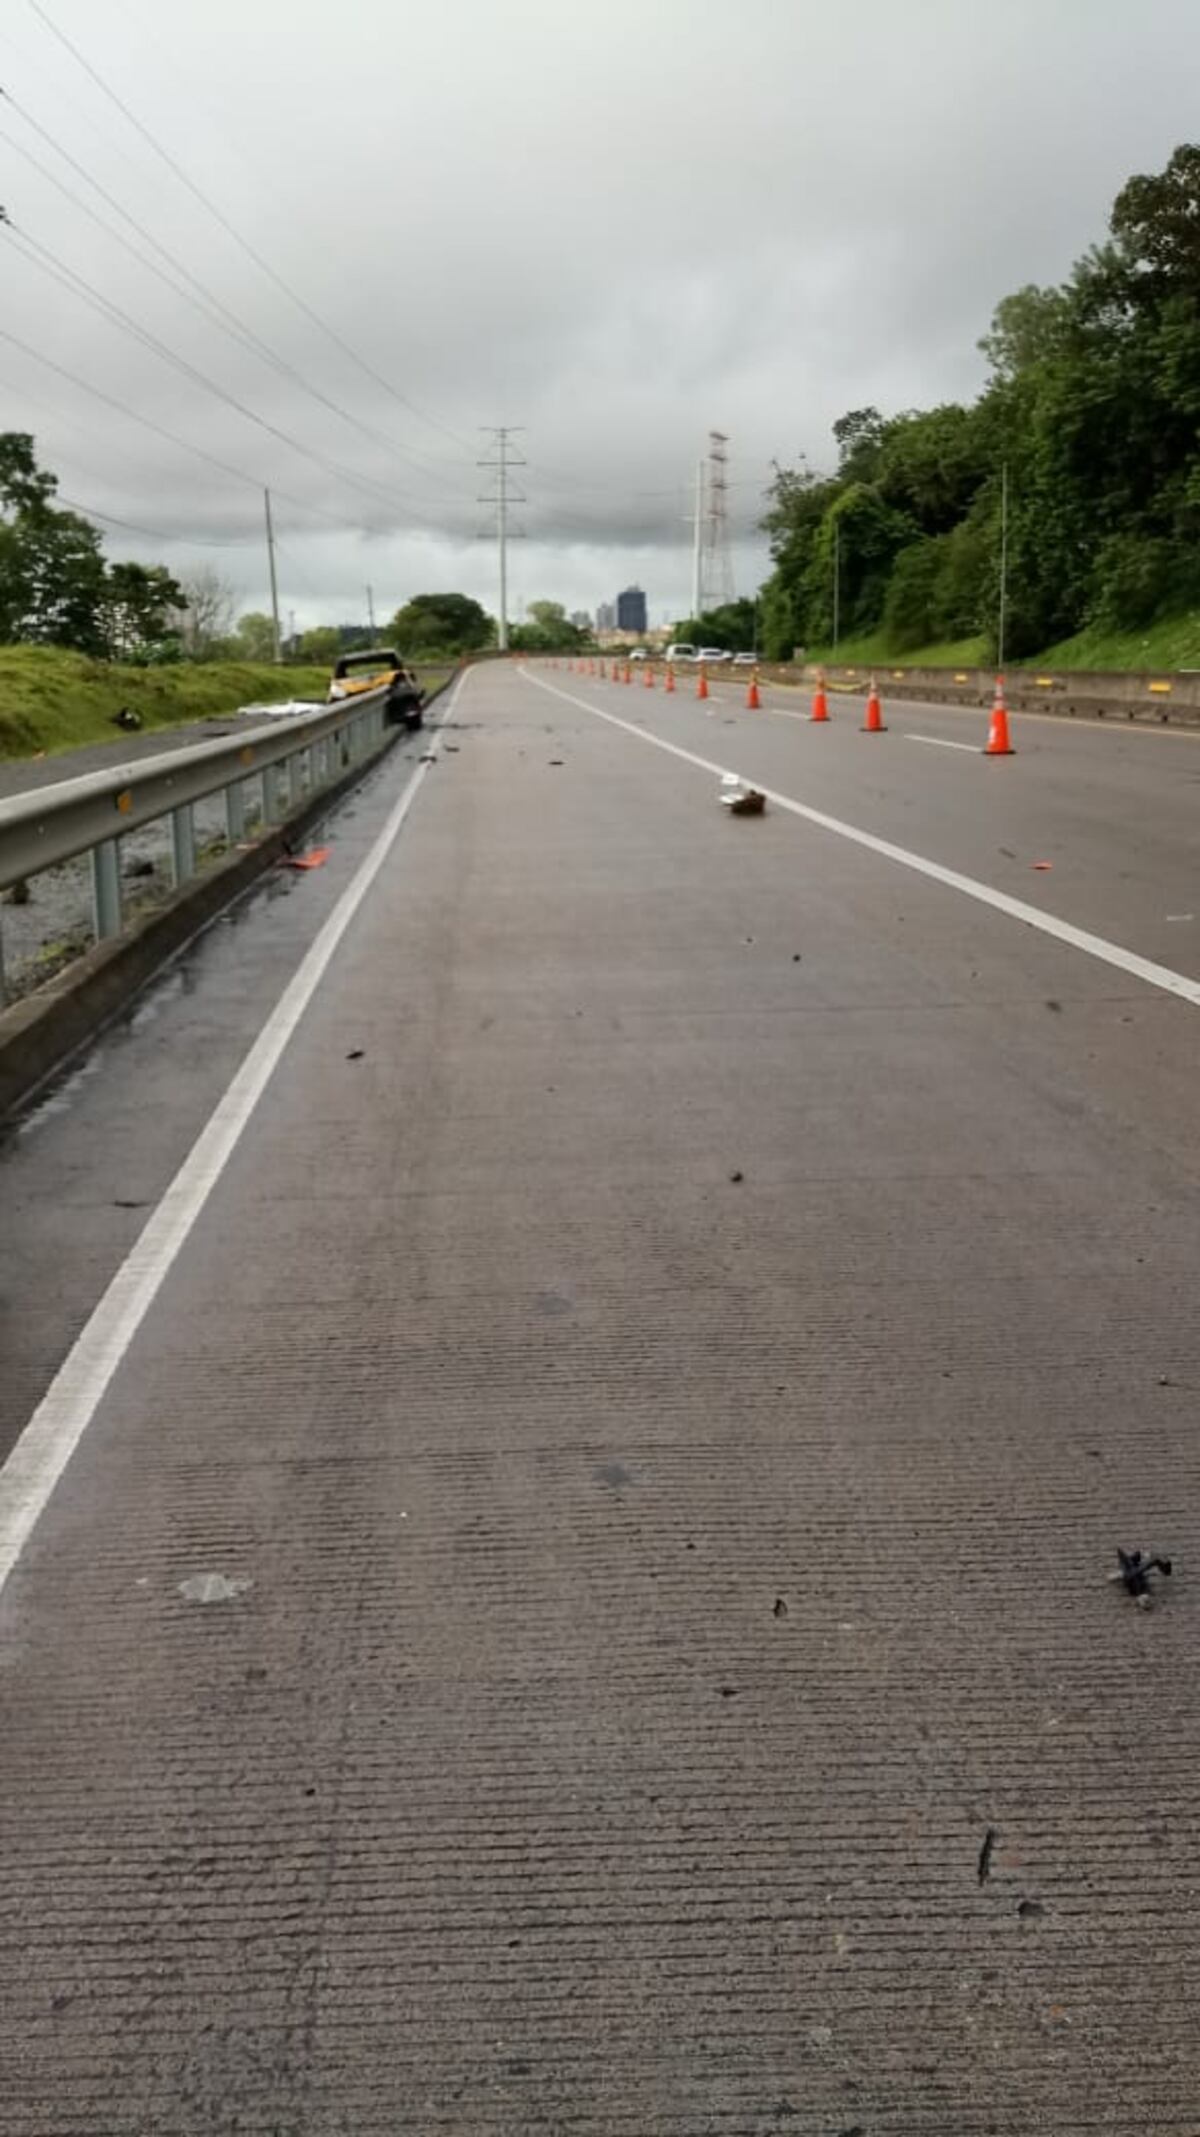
<box><xmin>113</xmin><ymin>1198</ymin><xmax>149</xmax><ymax>1209</ymax></box>
<box><xmin>279</xmin><ymin>846</ymin><xmax>330</xmax><ymax>871</ymax></box>
<box><xmin>548</xmin><ymin>758</ymin><xmax>564</xmax><ymax>766</ymax></box>
<box><xmin>1018</xmin><ymin>1899</ymin><xmax>1045</xmax><ymax>1920</ymax></box>
<box><xmin>1111</xmin><ymin>1546</ymin><xmax>1172</xmax><ymax>1604</ymax></box>
<box><xmin>178</xmin><ymin>1572</ymin><xmax>253</xmax><ymax>1605</ymax></box>
<box><xmin>729</xmin><ymin>1170</ymin><xmax>744</xmax><ymax>1183</ymax></box>
<box><xmin>978</xmin><ymin>1827</ymin><xmax>998</xmax><ymax>1884</ymax></box>
<box><xmin>346</xmin><ymin>1049</ymin><xmax>365</xmax><ymax>1061</ymax></box>
<box><xmin>1031</xmin><ymin>860</ymin><xmax>1053</xmax><ymax>871</ymax></box>
<box><xmin>1045</xmin><ymin>999</ymin><xmax>1062</xmax><ymax>1013</ymax></box>
<box><xmin>773</xmin><ymin>1598</ymin><xmax>788</xmax><ymax>1619</ymax></box>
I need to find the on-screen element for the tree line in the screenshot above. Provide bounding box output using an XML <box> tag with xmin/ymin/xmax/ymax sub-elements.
<box><xmin>0</xmin><ymin>438</ymin><xmax>590</xmax><ymax>666</ymax></box>
<box><xmin>757</xmin><ymin>143</ymin><xmax>1200</xmax><ymax>664</ymax></box>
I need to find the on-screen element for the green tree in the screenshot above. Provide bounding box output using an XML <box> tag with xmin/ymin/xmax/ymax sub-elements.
<box><xmin>234</xmin><ymin>611</ymin><xmax>279</xmax><ymax>662</ymax></box>
<box><xmin>299</xmin><ymin>625</ymin><xmax>341</xmax><ymax>664</ymax></box>
<box><xmin>389</xmin><ymin>592</ymin><xmax>493</xmax><ymax>654</ymax></box>
<box><xmin>0</xmin><ymin>432</ymin><xmax>107</xmax><ymax>651</ymax></box>
<box><xmin>101</xmin><ymin>561</ymin><xmax>184</xmax><ymax>660</ymax></box>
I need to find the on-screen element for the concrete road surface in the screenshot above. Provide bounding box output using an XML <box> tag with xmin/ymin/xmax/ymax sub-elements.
<box><xmin>3</xmin><ymin>659</ymin><xmax>1200</xmax><ymax>2134</ymax></box>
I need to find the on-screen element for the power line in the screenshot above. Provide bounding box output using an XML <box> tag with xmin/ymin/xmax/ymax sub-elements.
<box><xmin>0</xmin><ymin>315</ymin><xmax>351</xmax><ymax>528</ymax></box>
<box><xmin>55</xmin><ymin>493</ymin><xmax>256</xmax><ymax>548</ymax></box>
<box><xmin>1</xmin><ymin>212</ymin><xmax>478</xmax><ymax>527</ymax></box>
<box><xmin>26</xmin><ymin>0</ymin><xmax>478</xmax><ymax>457</ymax></box>
<box><xmin>0</xmin><ymin>88</ymin><xmax>478</xmax><ymax>498</ymax></box>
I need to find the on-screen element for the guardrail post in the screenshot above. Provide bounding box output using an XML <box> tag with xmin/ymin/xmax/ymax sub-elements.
<box><xmin>261</xmin><ymin>764</ymin><xmax>279</xmax><ymax>824</ymax></box>
<box><xmin>91</xmin><ymin>839</ymin><xmax>122</xmax><ymax>940</ymax></box>
<box><xmin>225</xmin><ymin>780</ymin><xmax>246</xmax><ymax>843</ymax></box>
<box><xmin>0</xmin><ymin>916</ymin><xmax>7</xmax><ymax>1009</ymax></box>
<box><xmin>171</xmin><ymin>803</ymin><xmax>197</xmax><ymax>887</ymax></box>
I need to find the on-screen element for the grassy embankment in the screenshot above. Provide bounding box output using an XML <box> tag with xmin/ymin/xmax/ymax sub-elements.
<box><xmin>0</xmin><ymin>646</ymin><xmax>332</xmax><ymax>761</ymax></box>
<box><xmin>801</xmin><ymin>612</ymin><xmax>1200</xmax><ymax>673</ymax></box>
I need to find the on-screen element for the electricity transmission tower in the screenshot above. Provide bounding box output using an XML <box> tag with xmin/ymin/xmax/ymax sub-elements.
<box><xmin>700</xmin><ymin>431</ymin><xmax>736</xmax><ymax>611</ymax></box>
<box><xmin>478</xmin><ymin>427</ymin><xmax>526</xmax><ymax>650</ymax></box>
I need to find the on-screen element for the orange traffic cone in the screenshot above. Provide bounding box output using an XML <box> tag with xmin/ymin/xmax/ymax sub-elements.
<box><xmin>984</xmin><ymin>675</ymin><xmax>1015</xmax><ymax>756</ymax></box>
<box><xmin>621</xmin><ymin>663</ymin><xmax>630</xmax><ymax>684</ymax></box>
<box><xmin>697</xmin><ymin>666</ymin><xmax>709</xmax><ymax>701</ymax></box>
<box><xmin>588</xmin><ymin>658</ymin><xmax>595</xmax><ymax>675</ymax></box>
<box><xmin>862</xmin><ymin>676</ymin><xmax>886</xmax><ymax>732</ymax></box>
<box><xmin>664</xmin><ymin>664</ymin><xmax>675</xmax><ymax>694</ymax></box>
<box><xmin>810</xmin><ymin>669</ymin><xmax>830</xmax><ymax>722</ymax></box>
<box><xmin>745</xmin><ymin>669</ymin><xmax>761</xmax><ymax>710</ymax></box>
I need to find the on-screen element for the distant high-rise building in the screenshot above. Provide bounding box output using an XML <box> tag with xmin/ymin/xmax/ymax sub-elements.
<box><xmin>570</xmin><ymin>610</ymin><xmax>591</xmax><ymax>630</ymax></box>
<box><xmin>596</xmin><ymin>601</ymin><xmax>616</xmax><ymax>632</ymax></box>
<box><xmin>616</xmin><ymin>586</ymin><xmax>647</xmax><ymax>634</ymax></box>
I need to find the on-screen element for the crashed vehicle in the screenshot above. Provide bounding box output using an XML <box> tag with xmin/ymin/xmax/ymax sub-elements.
<box><xmin>328</xmin><ymin>648</ymin><xmax>425</xmax><ymax>730</ymax></box>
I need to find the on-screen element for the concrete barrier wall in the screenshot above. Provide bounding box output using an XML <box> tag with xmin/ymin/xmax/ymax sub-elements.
<box><xmin>776</xmin><ymin>663</ymin><xmax>1200</xmax><ymax>726</ymax></box>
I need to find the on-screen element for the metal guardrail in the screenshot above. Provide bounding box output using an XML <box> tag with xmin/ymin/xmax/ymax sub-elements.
<box><xmin>0</xmin><ymin>684</ymin><xmax>395</xmax><ymax>1004</ymax></box>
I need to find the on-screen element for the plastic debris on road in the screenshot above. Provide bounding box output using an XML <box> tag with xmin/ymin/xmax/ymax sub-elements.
<box><xmin>279</xmin><ymin>846</ymin><xmax>331</xmax><ymax>871</ymax></box>
<box><xmin>1111</xmin><ymin>1546</ymin><xmax>1173</xmax><ymax>1606</ymax></box>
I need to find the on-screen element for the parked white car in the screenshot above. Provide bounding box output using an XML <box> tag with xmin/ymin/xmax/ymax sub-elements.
<box><xmin>698</xmin><ymin>646</ymin><xmax>732</xmax><ymax>663</ymax></box>
<box><xmin>731</xmin><ymin>651</ymin><xmax>758</xmax><ymax>666</ymax></box>
<box><xmin>665</xmin><ymin>642</ymin><xmax>697</xmax><ymax>663</ymax></box>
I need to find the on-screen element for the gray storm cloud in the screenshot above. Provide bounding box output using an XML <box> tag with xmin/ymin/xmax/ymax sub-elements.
<box><xmin>1</xmin><ymin>0</ymin><xmax>1196</xmax><ymax>623</ymax></box>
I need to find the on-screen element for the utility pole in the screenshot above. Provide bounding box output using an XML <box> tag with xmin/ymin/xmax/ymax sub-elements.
<box><xmin>478</xmin><ymin>427</ymin><xmax>526</xmax><ymax>650</ymax></box>
<box><xmin>366</xmin><ymin>584</ymin><xmax>376</xmax><ymax>640</ymax></box>
<box><xmin>691</xmin><ymin>459</ymin><xmax>705</xmax><ymax>622</ymax></box>
<box><xmin>703</xmin><ymin>431</ymin><xmax>735</xmax><ymax>610</ymax></box>
<box><xmin>264</xmin><ymin>487</ymin><xmax>281</xmax><ymax>664</ymax></box>
<box><xmin>997</xmin><ymin>460</ymin><xmax>1009</xmax><ymax>672</ymax></box>
<box><xmin>832</xmin><ymin>520</ymin><xmax>841</xmax><ymax>653</ymax></box>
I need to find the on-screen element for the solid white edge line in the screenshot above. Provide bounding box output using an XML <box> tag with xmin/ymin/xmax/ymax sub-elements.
<box><xmin>905</xmin><ymin>733</ymin><xmax>981</xmax><ymax>754</ymax></box>
<box><xmin>0</xmin><ymin>668</ymin><xmax>470</xmax><ymax>1596</ymax></box>
<box><xmin>522</xmin><ymin>666</ymin><xmax>1200</xmax><ymax>1012</ymax></box>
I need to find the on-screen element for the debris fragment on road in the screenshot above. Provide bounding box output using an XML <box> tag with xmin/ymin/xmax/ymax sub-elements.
<box><xmin>978</xmin><ymin>1827</ymin><xmax>998</xmax><ymax>1884</ymax></box>
<box><xmin>719</xmin><ymin>773</ymin><xmax>766</xmax><ymax>816</ymax></box>
<box><xmin>279</xmin><ymin>846</ymin><xmax>331</xmax><ymax>871</ymax></box>
<box><xmin>1111</xmin><ymin>1546</ymin><xmax>1173</xmax><ymax>1605</ymax></box>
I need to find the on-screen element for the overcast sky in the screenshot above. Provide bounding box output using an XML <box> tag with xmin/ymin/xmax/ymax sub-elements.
<box><xmin>1</xmin><ymin>0</ymin><xmax>1197</xmax><ymax>631</ymax></box>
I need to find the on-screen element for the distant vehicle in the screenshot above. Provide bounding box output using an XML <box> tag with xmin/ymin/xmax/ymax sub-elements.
<box><xmin>731</xmin><ymin>651</ymin><xmax>758</xmax><ymax>666</ymax></box>
<box><xmin>697</xmin><ymin>646</ymin><xmax>732</xmax><ymax>663</ymax></box>
<box><xmin>665</xmin><ymin>642</ymin><xmax>697</xmax><ymax>663</ymax></box>
<box><xmin>328</xmin><ymin>647</ymin><xmax>425</xmax><ymax>730</ymax></box>
<box><xmin>628</xmin><ymin>647</ymin><xmax>650</xmax><ymax>661</ymax></box>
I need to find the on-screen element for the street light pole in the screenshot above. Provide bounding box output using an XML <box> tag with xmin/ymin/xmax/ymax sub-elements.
<box><xmin>997</xmin><ymin>460</ymin><xmax>1009</xmax><ymax>672</ymax></box>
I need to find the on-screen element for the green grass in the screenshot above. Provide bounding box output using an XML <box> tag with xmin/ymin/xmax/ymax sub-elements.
<box><xmin>803</xmin><ymin>632</ymin><xmax>988</xmax><ymax>671</ymax></box>
<box><xmin>1032</xmin><ymin>613</ymin><xmax>1200</xmax><ymax>672</ymax></box>
<box><xmin>801</xmin><ymin>613</ymin><xmax>1200</xmax><ymax>675</ymax></box>
<box><xmin>0</xmin><ymin>646</ymin><xmax>332</xmax><ymax>761</ymax></box>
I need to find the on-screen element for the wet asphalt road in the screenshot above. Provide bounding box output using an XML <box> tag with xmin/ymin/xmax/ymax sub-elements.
<box><xmin>3</xmin><ymin>661</ymin><xmax>1200</xmax><ymax>2132</ymax></box>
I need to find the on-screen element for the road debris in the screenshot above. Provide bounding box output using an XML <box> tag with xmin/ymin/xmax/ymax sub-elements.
<box><xmin>279</xmin><ymin>846</ymin><xmax>330</xmax><ymax>871</ymax></box>
<box><xmin>1111</xmin><ymin>1546</ymin><xmax>1172</xmax><ymax>1605</ymax></box>
<box><xmin>1031</xmin><ymin>860</ymin><xmax>1054</xmax><ymax>871</ymax></box>
<box><xmin>719</xmin><ymin>773</ymin><xmax>766</xmax><ymax>816</ymax></box>
<box><xmin>729</xmin><ymin>1170</ymin><xmax>745</xmax><ymax>1183</ymax></box>
<box><xmin>178</xmin><ymin>1572</ymin><xmax>253</xmax><ymax>1605</ymax></box>
<box><xmin>773</xmin><ymin>1598</ymin><xmax>788</xmax><ymax>1619</ymax></box>
<box><xmin>346</xmin><ymin>1049</ymin><xmax>365</xmax><ymax>1061</ymax></box>
<box><xmin>978</xmin><ymin>1827</ymin><xmax>998</xmax><ymax>1884</ymax></box>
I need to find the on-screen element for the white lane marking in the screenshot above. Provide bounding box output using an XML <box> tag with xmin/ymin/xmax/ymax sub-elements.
<box><xmin>905</xmin><ymin>733</ymin><xmax>980</xmax><ymax>754</ymax></box>
<box><xmin>523</xmin><ymin>667</ymin><xmax>1200</xmax><ymax>1012</ymax></box>
<box><xmin>0</xmin><ymin>669</ymin><xmax>470</xmax><ymax>1597</ymax></box>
